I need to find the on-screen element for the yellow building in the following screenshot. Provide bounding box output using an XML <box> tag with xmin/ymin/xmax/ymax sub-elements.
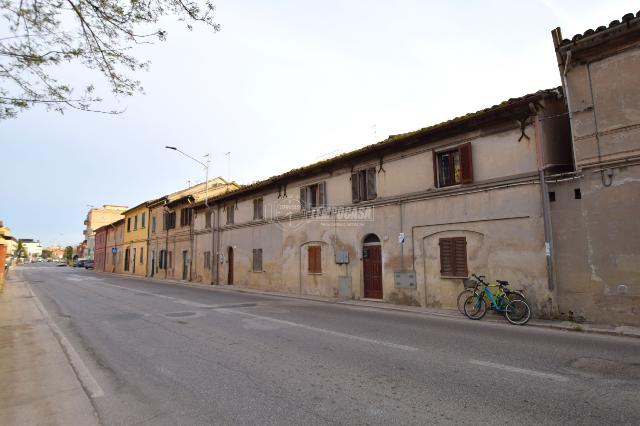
<box><xmin>122</xmin><ymin>202</ymin><xmax>151</xmax><ymax>276</ymax></box>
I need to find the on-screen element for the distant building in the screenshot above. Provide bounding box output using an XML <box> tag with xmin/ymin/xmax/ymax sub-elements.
<box><xmin>19</xmin><ymin>239</ymin><xmax>43</xmax><ymax>260</ymax></box>
<box><xmin>44</xmin><ymin>246</ymin><xmax>65</xmax><ymax>260</ymax></box>
<box><xmin>83</xmin><ymin>205</ymin><xmax>127</xmax><ymax>259</ymax></box>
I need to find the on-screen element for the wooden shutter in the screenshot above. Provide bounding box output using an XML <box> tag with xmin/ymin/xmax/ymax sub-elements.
<box><xmin>253</xmin><ymin>249</ymin><xmax>262</xmax><ymax>271</ymax></box>
<box><xmin>439</xmin><ymin>238</ymin><xmax>454</xmax><ymax>276</ymax></box>
<box><xmin>439</xmin><ymin>237</ymin><xmax>468</xmax><ymax>277</ymax></box>
<box><xmin>308</xmin><ymin>245</ymin><xmax>321</xmax><ymax>273</ymax></box>
<box><xmin>459</xmin><ymin>143</ymin><xmax>473</xmax><ymax>184</ymax></box>
<box><xmin>433</xmin><ymin>151</ymin><xmax>439</xmax><ymax>188</ymax></box>
<box><xmin>366</xmin><ymin>167</ymin><xmax>377</xmax><ymax>200</ymax></box>
<box><xmin>300</xmin><ymin>187</ymin><xmax>307</xmax><ymax>211</ymax></box>
<box><xmin>453</xmin><ymin>237</ymin><xmax>468</xmax><ymax>277</ymax></box>
<box><xmin>318</xmin><ymin>182</ymin><xmax>326</xmax><ymax>207</ymax></box>
<box><xmin>351</xmin><ymin>173</ymin><xmax>360</xmax><ymax>203</ymax></box>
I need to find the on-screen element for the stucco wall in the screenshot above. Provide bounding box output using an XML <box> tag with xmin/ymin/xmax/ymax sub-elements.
<box><xmin>551</xmin><ymin>165</ymin><xmax>640</xmax><ymax>325</ymax></box>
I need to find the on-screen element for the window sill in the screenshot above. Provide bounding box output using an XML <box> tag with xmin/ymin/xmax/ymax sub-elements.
<box><xmin>440</xmin><ymin>275</ymin><xmax>468</xmax><ymax>279</ymax></box>
<box><xmin>308</xmin><ymin>272</ymin><xmax>323</xmax><ymax>275</ymax></box>
<box><xmin>252</xmin><ymin>270</ymin><xmax>263</xmax><ymax>273</ymax></box>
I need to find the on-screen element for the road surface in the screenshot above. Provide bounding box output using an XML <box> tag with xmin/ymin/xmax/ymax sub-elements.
<box><xmin>16</xmin><ymin>264</ymin><xmax>640</xmax><ymax>425</ymax></box>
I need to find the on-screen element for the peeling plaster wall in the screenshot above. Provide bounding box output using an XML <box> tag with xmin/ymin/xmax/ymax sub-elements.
<box><xmin>551</xmin><ymin>165</ymin><xmax>640</xmax><ymax>325</ymax></box>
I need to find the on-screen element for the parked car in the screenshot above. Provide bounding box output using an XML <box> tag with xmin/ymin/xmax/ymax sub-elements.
<box><xmin>84</xmin><ymin>259</ymin><xmax>94</xmax><ymax>270</ymax></box>
<box><xmin>76</xmin><ymin>259</ymin><xmax>86</xmax><ymax>268</ymax></box>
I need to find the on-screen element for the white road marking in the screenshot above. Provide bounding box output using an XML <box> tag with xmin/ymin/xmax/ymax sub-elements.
<box><xmin>78</xmin><ymin>279</ymin><xmax>418</xmax><ymax>351</ymax></box>
<box><xmin>27</xmin><ymin>283</ymin><xmax>105</xmax><ymax>398</ymax></box>
<box><xmin>223</xmin><ymin>309</ymin><xmax>419</xmax><ymax>352</ymax></box>
<box><xmin>469</xmin><ymin>359</ymin><xmax>569</xmax><ymax>382</ymax></box>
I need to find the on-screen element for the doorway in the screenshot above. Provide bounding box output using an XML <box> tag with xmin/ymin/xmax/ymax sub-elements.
<box><xmin>150</xmin><ymin>250</ymin><xmax>155</xmax><ymax>277</ymax></box>
<box><xmin>363</xmin><ymin>234</ymin><xmax>383</xmax><ymax>299</ymax></box>
<box><xmin>182</xmin><ymin>250</ymin><xmax>188</xmax><ymax>280</ymax></box>
<box><xmin>132</xmin><ymin>248</ymin><xmax>136</xmax><ymax>274</ymax></box>
<box><xmin>227</xmin><ymin>246</ymin><xmax>234</xmax><ymax>285</ymax></box>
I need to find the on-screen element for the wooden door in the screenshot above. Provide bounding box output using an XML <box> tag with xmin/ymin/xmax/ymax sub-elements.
<box><xmin>182</xmin><ymin>251</ymin><xmax>188</xmax><ymax>280</ymax></box>
<box><xmin>363</xmin><ymin>245</ymin><xmax>383</xmax><ymax>299</ymax></box>
<box><xmin>227</xmin><ymin>247</ymin><xmax>234</xmax><ymax>285</ymax></box>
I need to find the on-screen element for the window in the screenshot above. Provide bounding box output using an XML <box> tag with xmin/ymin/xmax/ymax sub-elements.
<box><xmin>140</xmin><ymin>247</ymin><xmax>144</xmax><ymax>263</ymax></box>
<box><xmin>549</xmin><ymin>191</ymin><xmax>556</xmax><ymax>202</ymax></box>
<box><xmin>124</xmin><ymin>248</ymin><xmax>130</xmax><ymax>271</ymax></box>
<box><xmin>159</xmin><ymin>250</ymin><xmax>166</xmax><ymax>269</ymax></box>
<box><xmin>141</xmin><ymin>212</ymin><xmax>146</xmax><ymax>229</ymax></box>
<box><xmin>308</xmin><ymin>245</ymin><xmax>322</xmax><ymax>273</ymax></box>
<box><xmin>168</xmin><ymin>251</ymin><xmax>173</xmax><ymax>269</ymax></box>
<box><xmin>205</xmin><ymin>211</ymin><xmax>212</xmax><ymax>229</ymax></box>
<box><xmin>574</xmin><ymin>188</ymin><xmax>581</xmax><ymax>199</ymax></box>
<box><xmin>226</xmin><ymin>205</ymin><xmax>234</xmax><ymax>224</ymax></box>
<box><xmin>252</xmin><ymin>249</ymin><xmax>262</xmax><ymax>272</ymax></box>
<box><xmin>253</xmin><ymin>198</ymin><xmax>264</xmax><ymax>220</ymax></box>
<box><xmin>439</xmin><ymin>237</ymin><xmax>468</xmax><ymax>278</ymax></box>
<box><xmin>351</xmin><ymin>168</ymin><xmax>377</xmax><ymax>203</ymax></box>
<box><xmin>134</xmin><ymin>215</ymin><xmax>138</xmax><ymax>230</ymax></box>
<box><xmin>204</xmin><ymin>251</ymin><xmax>211</xmax><ymax>270</ymax></box>
<box><xmin>152</xmin><ymin>216</ymin><xmax>156</xmax><ymax>233</ymax></box>
<box><xmin>434</xmin><ymin>143</ymin><xmax>473</xmax><ymax>188</ymax></box>
<box><xmin>180</xmin><ymin>207</ymin><xmax>193</xmax><ymax>227</ymax></box>
<box><xmin>127</xmin><ymin>218</ymin><xmax>131</xmax><ymax>232</ymax></box>
<box><xmin>300</xmin><ymin>182</ymin><xmax>326</xmax><ymax>210</ymax></box>
<box><xmin>164</xmin><ymin>211</ymin><xmax>176</xmax><ymax>229</ymax></box>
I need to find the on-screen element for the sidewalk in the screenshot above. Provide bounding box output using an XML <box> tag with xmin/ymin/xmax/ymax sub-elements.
<box><xmin>97</xmin><ymin>270</ymin><xmax>640</xmax><ymax>339</ymax></box>
<box><xmin>0</xmin><ymin>269</ymin><xmax>99</xmax><ymax>426</ymax></box>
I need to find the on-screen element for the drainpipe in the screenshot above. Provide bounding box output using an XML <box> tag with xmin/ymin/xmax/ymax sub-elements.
<box><xmin>215</xmin><ymin>205</ymin><xmax>221</xmax><ymax>285</ymax></box>
<box><xmin>533</xmin><ymin>111</ymin><xmax>555</xmax><ymax>292</ymax></box>
<box><xmin>399</xmin><ymin>202</ymin><xmax>405</xmax><ymax>271</ymax></box>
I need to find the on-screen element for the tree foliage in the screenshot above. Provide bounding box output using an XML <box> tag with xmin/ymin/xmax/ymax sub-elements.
<box><xmin>0</xmin><ymin>0</ymin><xmax>220</xmax><ymax>119</ymax></box>
<box><xmin>64</xmin><ymin>245</ymin><xmax>74</xmax><ymax>261</ymax></box>
<box><xmin>15</xmin><ymin>240</ymin><xmax>27</xmax><ymax>258</ymax></box>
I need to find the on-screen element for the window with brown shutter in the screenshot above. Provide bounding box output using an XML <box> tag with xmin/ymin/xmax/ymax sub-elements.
<box><xmin>253</xmin><ymin>198</ymin><xmax>264</xmax><ymax>220</ymax></box>
<box><xmin>226</xmin><ymin>205</ymin><xmax>234</xmax><ymax>224</ymax></box>
<box><xmin>205</xmin><ymin>211</ymin><xmax>212</xmax><ymax>229</ymax></box>
<box><xmin>308</xmin><ymin>245</ymin><xmax>321</xmax><ymax>273</ymax></box>
<box><xmin>351</xmin><ymin>168</ymin><xmax>377</xmax><ymax>203</ymax></box>
<box><xmin>180</xmin><ymin>208</ymin><xmax>193</xmax><ymax>226</ymax></box>
<box><xmin>439</xmin><ymin>237</ymin><xmax>468</xmax><ymax>277</ymax></box>
<box><xmin>204</xmin><ymin>251</ymin><xmax>211</xmax><ymax>270</ymax></box>
<box><xmin>435</xmin><ymin>143</ymin><xmax>473</xmax><ymax>188</ymax></box>
<box><xmin>300</xmin><ymin>183</ymin><xmax>327</xmax><ymax>211</ymax></box>
<box><xmin>252</xmin><ymin>249</ymin><xmax>262</xmax><ymax>272</ymax></box>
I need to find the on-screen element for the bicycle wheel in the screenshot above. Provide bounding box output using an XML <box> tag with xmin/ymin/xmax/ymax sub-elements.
<box><xmin>463</xmin><ymin>294</ymin><xmax>487</xmax><ymax>320</ymax></box>
<box><xmin>456</xmin><ymin>289</ymin><xmax>473</xmax><ymax>314</ymax></box>
<box><xmin>505</xmin><ymin>299</ymin><xmax>532</xmax><ymax>325</ymax></box>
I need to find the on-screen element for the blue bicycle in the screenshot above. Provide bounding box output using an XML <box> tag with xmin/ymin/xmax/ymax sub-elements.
<box><xmin>463</xmin><ymin>274</ymin><xmax>532</xmax><ymax>325</ymax></box>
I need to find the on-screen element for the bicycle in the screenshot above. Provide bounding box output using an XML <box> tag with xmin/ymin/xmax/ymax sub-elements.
<box><xmin>456</xmin><ymin>274</ymin><xmax>527</xmax><ymax>315</ymax></box>
<box><xmin>463</xmin><ymin>274</ymin><xmax>532</xmax><ymax>325</ymax></box>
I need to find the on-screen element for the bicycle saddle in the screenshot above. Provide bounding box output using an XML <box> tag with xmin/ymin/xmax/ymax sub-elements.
<box><xmin>497</xmin><ymin>280</ymin><xmax>509</xmax><ymax>286</ymax></box>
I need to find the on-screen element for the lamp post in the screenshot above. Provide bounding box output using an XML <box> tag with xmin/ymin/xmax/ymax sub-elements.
<box><xmin>165</xmin><ymin>146</ymin><xmax>211</xmax><ymax>206</ymax></box>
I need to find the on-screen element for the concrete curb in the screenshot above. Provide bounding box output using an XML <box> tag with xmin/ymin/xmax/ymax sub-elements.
<box><xmin>86</xmin><ymin>268</ymin><xmax>640</xmax><ymax>339</ymax></box>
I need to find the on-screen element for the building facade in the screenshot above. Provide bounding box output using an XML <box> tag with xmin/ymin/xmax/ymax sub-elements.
<box><xmin>104</xmin><ymin>219</ymin><xmax>125</xmax><ymax>274</ymax></box>
<box><xmin>83</xmin><ymin>205</ymin><xmax>127</xmax><ymax>259</ymax></box>
<box><xmin>186</xmin><ymin>90</ymin><xmax>571</xmax><ymax>317</ymax></box>
<box><xmin>94</xmin><ymin>227</ymin><xmax>107</xmax><ymax>271</ymax></box>
<box><xmin>122</xmin><ymin>203</ymin><xmax>150</xmax><ymax>276</ymax></box>
<box><xmin>549</xmin><ymin>14</ymin><xmax>640</xmax><ymax>325</ymax></box>
<box><xmin>147</xmin><ymin>178</ymin><xmax>238</xmax><ymax>281</ymax></box>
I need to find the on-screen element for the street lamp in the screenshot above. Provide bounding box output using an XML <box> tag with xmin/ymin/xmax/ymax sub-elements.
<box><xmin>165</xmin><ymin>146</ymin><xmax>211</xmax><ymax>206</ymax></box>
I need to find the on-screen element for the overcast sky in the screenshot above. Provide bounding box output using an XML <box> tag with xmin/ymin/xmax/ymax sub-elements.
<box><xmin>1</xmin><ymin>0</ymin><xmax>637</xmax><ymax>247</ymax></box>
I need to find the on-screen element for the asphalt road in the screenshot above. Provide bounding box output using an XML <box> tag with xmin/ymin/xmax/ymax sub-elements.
<box><xmin>18</xmin><ymin>264</ymin><xmax>640</xmax><ymax>425</ymax></box>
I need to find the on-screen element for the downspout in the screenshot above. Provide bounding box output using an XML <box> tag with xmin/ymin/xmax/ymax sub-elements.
<box><xmin>533</xmin><ymin>113</ymin><xmax>556</xmax><ymax>293</ymax></box>
<box><xmin>399</xmin><ymin>202</ymin><xmax>405</xmax><ymax>271</ymax></box>
<box><xmin>215</xmin><ymin>205</ymin><xmax>221</xmax><ymax>285</ymax></box>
